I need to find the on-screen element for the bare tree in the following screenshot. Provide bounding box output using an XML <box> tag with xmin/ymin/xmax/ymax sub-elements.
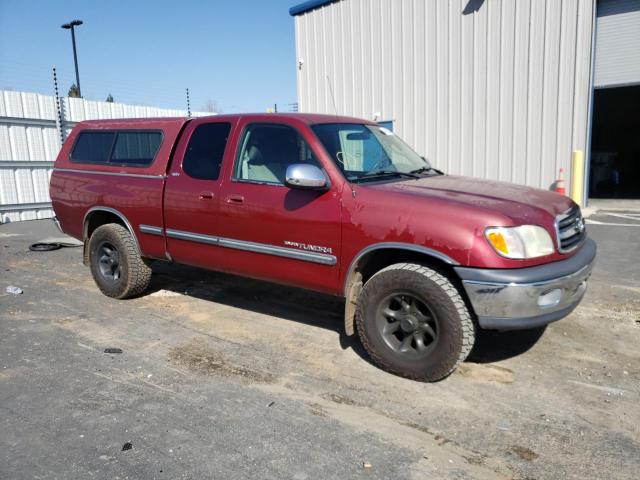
<box><xmin>68</xmin><ymin>83</ymin><xmax>80</xmax><ymax>98</ymax></box>
<box><xmin>201</xmin><ymin>99</ymin><xmax>221</xmax><ymax>113</ymax></box>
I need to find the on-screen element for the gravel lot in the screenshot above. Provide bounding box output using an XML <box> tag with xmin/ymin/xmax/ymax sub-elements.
<box><xmin>1</xmin><ymin>215</ymin><xmax>638</xmax><ymax>479</ymax></box>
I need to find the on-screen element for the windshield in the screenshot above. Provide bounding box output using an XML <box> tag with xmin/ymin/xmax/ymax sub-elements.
<box><xmin>311</xmin><ymin>123</ymin><xmax>433</xmax><ymax>182</ymax></box>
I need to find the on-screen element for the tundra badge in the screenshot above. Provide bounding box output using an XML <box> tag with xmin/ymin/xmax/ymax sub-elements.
<box><xmin>284</xmin><ymin>241</ymin><xmax>333</xmax><ymax>255</ymax></box>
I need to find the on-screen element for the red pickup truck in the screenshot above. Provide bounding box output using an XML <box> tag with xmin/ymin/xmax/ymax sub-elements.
<box><xmin>50</xmin><ymin>113</ymin><xmax>595</xmax><ymax>381</ymax></box>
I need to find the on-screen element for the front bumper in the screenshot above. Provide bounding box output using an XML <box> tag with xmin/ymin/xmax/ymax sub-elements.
<box><xmin>455</xmin><ymin>238</ymin><xmax>596</xmax><ymax>330</ymax></box>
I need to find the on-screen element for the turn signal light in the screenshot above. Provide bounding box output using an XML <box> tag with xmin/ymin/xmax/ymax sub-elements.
<box><xmin>487</xmin><ymin>231</ymin><xmax>509</xmax><ymax>255</ymax></box>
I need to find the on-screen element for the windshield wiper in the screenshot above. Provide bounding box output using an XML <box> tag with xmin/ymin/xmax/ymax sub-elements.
<box><xmin>348</xmin><ymin>170</ymin><xmax>420</xmax><ymax>182</ymax></box>
<box><xmin>409</xmin><ymin>166</ymin><xmax>444</xmax><ymax>176</ymax></box>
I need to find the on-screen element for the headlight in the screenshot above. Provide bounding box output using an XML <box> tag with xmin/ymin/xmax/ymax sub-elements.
<box><xmin>485</xmin><ymin>225</ymin><xmax>554</xmax><ymax>259</ymax></box>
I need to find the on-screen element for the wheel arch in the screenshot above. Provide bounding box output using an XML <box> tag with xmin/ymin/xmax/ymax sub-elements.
<box><xmin>342</xmin><ymin>243</ymin><xmax>461</xmax><ymax>336</ymax></box>
<box><xmin>83</xmin><ymin>207</ymin><xmax>141</xmax><ymax>263</ymax></box>
<box><xmin>343</xmin><ymin>243</ymin><xmax>459</xmax><ymax>296</ymax></box>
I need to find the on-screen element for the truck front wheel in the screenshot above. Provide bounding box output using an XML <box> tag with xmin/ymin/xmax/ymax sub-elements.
<box><xmin>355</xmin><ymin>263</ymin><xmax>475</xmax><ymax>381</ymax></box>
<box><xmin>88</xmin><ymin>223</ymin><xmax>152</xmax><ymax>299</ymax></box>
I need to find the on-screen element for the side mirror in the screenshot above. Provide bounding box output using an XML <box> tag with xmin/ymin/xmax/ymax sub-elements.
<box><xmin>285</xmin><ymin>164</ymin><xmax>328</xmax><ymax>191</ymax></box>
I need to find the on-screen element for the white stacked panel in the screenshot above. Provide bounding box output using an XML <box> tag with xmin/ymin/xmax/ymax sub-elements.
<box><xmin>0</xmin><ymin>89</ymin><xmax>211</xmax><ymax>223</ymax></box>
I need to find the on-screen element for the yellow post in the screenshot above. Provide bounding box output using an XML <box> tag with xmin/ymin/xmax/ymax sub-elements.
<box><xmin>571</xmin><ymin>150</ymin><xmax>585</xmax><ymax>207</ymax></box>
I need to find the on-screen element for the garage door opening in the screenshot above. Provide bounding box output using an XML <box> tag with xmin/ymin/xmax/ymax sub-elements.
<box><xmin>589</xmin><ymin>85</ymin><xmax>640</xmax><ymax>198</ymax></box>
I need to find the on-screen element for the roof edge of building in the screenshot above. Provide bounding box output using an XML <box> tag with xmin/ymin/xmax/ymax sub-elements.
<box><xmin>289</xmin><ymin>0</ymin><xmax>339</xmax><ymax>16</ymax></box>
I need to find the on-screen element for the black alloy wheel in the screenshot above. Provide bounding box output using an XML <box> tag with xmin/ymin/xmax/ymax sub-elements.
<box><xmin>376</xmin><ymin>293</ymin><xmax>439</xmax><ymax>357</ymax></box>
<box><xmin>97</xmin><ymin>241</ymin><xmax>122</xmax><ymax>282</ymax></box>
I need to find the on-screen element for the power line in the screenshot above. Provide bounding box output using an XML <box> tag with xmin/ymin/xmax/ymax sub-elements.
<box><xmin>0</xmin><ymin>61</ymin><xmax>193</xmax><ymax>101</ymax></box>
<box><xmin>0</xmin><ymin>60</ymin><xmax>230</xmax><ymax>112</ymax></box>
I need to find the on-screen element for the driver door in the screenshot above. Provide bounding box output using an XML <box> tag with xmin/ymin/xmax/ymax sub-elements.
<box><xmin>215</xmin><ymin>120</ymin><xmax>342</xmax><ymax>294</ymax></box>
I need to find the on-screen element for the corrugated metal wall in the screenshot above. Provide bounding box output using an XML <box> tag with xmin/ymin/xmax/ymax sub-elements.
<box><xmin>0</xmin><ymin>90</ymin><xmax>207</xmax><ymax>223</ymax></box>
<box><xmin>294</xmin><ymin>0</ymin><xmax>595</xmax><ymax>191</ymax></box>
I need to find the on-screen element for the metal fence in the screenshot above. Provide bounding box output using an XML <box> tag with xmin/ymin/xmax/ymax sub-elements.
<box><xmin>0</xmin><ymin>89</ymin><xmax>207</xmax><ymax>223</ymax></box>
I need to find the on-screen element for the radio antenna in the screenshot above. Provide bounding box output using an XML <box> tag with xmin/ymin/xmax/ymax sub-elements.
<box><xmin>326</xmin><ymin>75</ymin><xmax>338</xmax><ymax>117</ymax></box>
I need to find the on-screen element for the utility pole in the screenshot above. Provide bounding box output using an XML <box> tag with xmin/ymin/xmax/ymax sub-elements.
<box><xmin>61</xmin><ymin>20</ymin><xmax>83</xmax><ymax>97</ymax></box>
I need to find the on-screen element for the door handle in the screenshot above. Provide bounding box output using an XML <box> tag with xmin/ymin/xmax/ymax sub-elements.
<box><xmin>199</xmin><ymin>191</ymin><xmax>214</xmax><ymax>200</ymax></box>
<box><xmin>226</xmin><ymin>194</ymin><xmax>244</xmax><ymax>204</ymax></box>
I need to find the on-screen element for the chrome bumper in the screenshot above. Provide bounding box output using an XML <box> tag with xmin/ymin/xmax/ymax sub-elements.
<box><xmin>455</xmin><ymin>238</ymin><xmax>596</xmax><ymax>330</ymax></box>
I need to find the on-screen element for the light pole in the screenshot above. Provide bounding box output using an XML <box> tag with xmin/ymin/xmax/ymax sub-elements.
<box><xmin>61</xmin><ymin>19</ymin><xmax>83</xmax><ymax>97</ymax></box>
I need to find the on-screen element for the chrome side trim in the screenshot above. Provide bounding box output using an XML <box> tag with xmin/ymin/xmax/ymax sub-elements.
<box><xmin>343</xmin><ymin>242</ymin><xmax>459</xmax><ymax>295</ymax></box>
<box><xmin>218</xmin><ymin>237</ymin><xmax>336</xmax><ymax>265</ymax></box>
<box><xmin>165</xmin><ymin>228</ymin><xmax>220</xmax><ymax>246</ymax></box>
<box><xmin>139</xmin><ymin>224</ymin><xmax>164</xmax><ymax>236</ymax></box>
<box><xmin>165</xmin><ymin>228</ymin><xmax>337</xmax><ymax>266</ymax></box>
<box><xmin>54</xmin><ymin>167</ymin><xmax>164</xmax><ymax>180</ymax></box>
<box><xmin>83</xmin><ymin>206</ymin><xmax>141</xmax><ymax>254</ymax></box>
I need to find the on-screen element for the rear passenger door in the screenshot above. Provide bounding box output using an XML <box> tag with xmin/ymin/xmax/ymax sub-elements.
<box><xmin>164</xmin><ymin>118</ymin><xmax>236</xmax><ymax>269</ymax></box>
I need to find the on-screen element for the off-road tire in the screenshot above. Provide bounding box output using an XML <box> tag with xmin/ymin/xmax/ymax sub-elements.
<box><xmin>88</xmin><ymin>223</ymin><xmax>152</xmax><ymax>299</ymax></box>
<box><xmin>355</xmin><ymin>263</ymin><xmax>475</xmax><ymax>381</ymax></box>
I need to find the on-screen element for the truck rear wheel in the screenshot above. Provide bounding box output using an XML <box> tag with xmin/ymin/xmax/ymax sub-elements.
<box><xmin>88</xmin><ymin>223</ymin><xmax>152</xmax><ymax>299</ymax></box>
<box><xmin>355</xmin><ymin>263</ymin><xmax>475</xmax><ymax>381</ymax></box>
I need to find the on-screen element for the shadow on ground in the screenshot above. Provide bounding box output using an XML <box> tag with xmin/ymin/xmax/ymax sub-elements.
<box><xmin>467</xmin><ymin>326</ymin><xmax>547</xmax><ymax>363</ymax></box>
<box><xmin>146</xmin><ymin>261</ymin><xmax>545</xmax><ymax>369</ymax></box>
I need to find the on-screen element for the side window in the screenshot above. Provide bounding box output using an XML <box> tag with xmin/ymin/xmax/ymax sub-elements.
<box><xmin>111</xmin><ymin>132</ymin><xmax>162</xmax><ymax>166</ymax></box>
<box><xmin>70</xmin><ymin>130</ymin><xmax>162</xmax><ymax>166</ymax></box>
<box><xmin>183</xmin><ymin>123</ymin><xmax>231</xmax><ymax>180</ymax></box>
<box><xmin>70</xmin><ymin>132</ymin><xmax>115</xmax><ymax>164</ymax></box>
<box><xmin>233</xmin><ymin>123</ymin><xmax>320</xmax><ymax>185</ymax></box>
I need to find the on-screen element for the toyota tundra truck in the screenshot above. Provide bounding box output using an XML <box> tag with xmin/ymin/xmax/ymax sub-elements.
<box><xmin>50</xmin><ymin>114</ymin><xmax>596</xmax><ymax>381</ymax></box>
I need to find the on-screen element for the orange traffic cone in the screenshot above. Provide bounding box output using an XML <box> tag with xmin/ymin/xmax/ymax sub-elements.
<box><xmin>555</xmin><ymin>168</ymin><xmax>566</xmax><ymax>195</ymax></box>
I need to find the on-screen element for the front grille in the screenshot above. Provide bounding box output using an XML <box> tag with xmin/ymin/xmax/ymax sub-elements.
<box><xmin>556</xmin><ymin>206</ymin><xmax>586</xmax><ymax>253</ymax></box>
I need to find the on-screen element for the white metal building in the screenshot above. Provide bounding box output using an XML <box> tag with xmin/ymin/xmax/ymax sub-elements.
<box><xmin>291</xmin><ymin>0</ymin><xmax>640</xmax><ymax>202</ymax></box>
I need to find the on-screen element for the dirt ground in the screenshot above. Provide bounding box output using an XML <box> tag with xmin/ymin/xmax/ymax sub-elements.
<box><xmin>1</xmin><ymin>214</ymin><xmax>638</xmax><ymax>479</ymax></box>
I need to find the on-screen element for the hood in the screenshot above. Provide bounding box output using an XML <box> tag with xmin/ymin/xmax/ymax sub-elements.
<box><xmin>364</xmin><ymin>175</ymin><xmax>574</xmax><ymax>224</ymax></box>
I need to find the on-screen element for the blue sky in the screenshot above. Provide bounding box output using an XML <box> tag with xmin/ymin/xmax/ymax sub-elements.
<box><xmin>0</xmin><ymin>0</ymin><xmax>299</xmax><ymax>112</ymax></box>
